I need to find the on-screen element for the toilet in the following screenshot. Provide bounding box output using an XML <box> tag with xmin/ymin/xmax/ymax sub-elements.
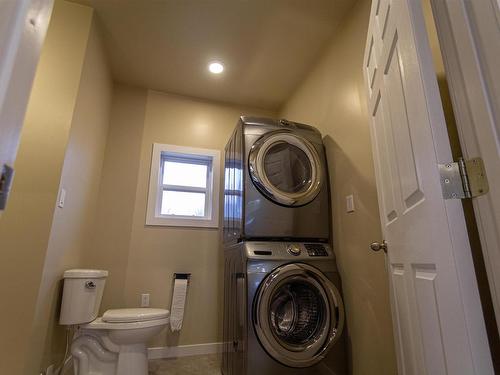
<box><xmin>60</xmin><ymin>269</ymin><xmax>169</xmax><ymax>375</ymax></box>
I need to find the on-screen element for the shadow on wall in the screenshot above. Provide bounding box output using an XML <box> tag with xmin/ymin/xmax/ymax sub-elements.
<box><xmin>323</xmin><ymin>134</ymin><xmax>395</xmax><ymax>374</ymax></box>
<box><xmin>39</xmin><ymin>279</ymin><xmax>65</xmax><ymax>367</ymax></box>
<box><xmin>323</xmin><ymin>134</ymin><xmax>381</xmax><ymax>235</ymax></box>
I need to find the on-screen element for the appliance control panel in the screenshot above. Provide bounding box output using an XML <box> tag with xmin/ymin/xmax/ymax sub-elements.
<box><xmin>304</xmin><ymin>243</ymin><xmax>328</xmax><ymax>257</ymax></box>
<box><xmin>245</xmin><ymin>241</ymin><xmax>332</xmax><ymax>260</ymax></box>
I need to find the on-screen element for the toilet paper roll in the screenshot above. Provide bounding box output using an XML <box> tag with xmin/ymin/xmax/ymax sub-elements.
<box><xmin>170</xmin><ymin>278</ymin><xmax>188</xmax><ymax>332</ymax></box>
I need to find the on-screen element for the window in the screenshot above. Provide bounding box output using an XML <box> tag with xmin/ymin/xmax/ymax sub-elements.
<box><xmin>146</xmin><ymin>143</ymin><xmax>220</xmax><ymax>227</ymax></box>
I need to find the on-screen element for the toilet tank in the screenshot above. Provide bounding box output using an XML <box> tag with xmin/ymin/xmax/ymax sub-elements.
<box><xmin>59</xmin><ymin>269</ymin><xmax>108</xmax><ymax>325</ymax></box>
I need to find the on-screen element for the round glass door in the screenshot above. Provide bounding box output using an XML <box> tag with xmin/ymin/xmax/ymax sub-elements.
<box><xmin>248</xmin><ymin>131</ymin><xmax>323</xmax><ymax>206</ymax></box>
<box><xmin>254</xmin><ymin>263</ymin><xmax>344</xmax><ymax>368</ymax></box>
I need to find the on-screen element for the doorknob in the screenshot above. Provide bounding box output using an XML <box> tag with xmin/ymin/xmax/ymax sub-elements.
<box><xmin>370</xmin><ymin>240</ymin><xmax>388</xmax><ymax>253</ymax></box>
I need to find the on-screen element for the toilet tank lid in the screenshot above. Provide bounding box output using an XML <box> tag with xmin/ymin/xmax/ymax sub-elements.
<box><xmin>63</xmin><ymin>269</ymin><xmax>108</xmax><ymax>279</ymax></box>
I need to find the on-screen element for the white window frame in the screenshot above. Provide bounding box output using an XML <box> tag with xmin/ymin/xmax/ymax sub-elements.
<box><xmin>146</xmin><ymin>143</ymin><xmax>220</xmax><ymax>228</ymax></box>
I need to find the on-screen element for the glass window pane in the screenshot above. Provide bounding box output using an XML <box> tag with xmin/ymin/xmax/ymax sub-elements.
<box><xmin>161</xmin><ymin>190</ymin><xmax>206</xmax><ymax>217</ymax></box>
<box><xmin>163</xmin><ymin>160</ymin><xmax>208</xmax><ymax>187</ymax></box>
<box><xmin>264</xmin><ymin>142</ymin><xmax>312</xmax><ymax>193</ymax></box>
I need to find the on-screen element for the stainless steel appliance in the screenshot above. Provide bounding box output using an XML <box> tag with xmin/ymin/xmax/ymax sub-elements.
<box><xmin>223</xmin><ymin>117</ymin><xmax>330</xmax><ymax>243</ymax></box>
<box><xmin>222</xmin><ymin>242</ymin><xmax>347</xmax><ymax>375</ymax></box>
<box><xmin>222</xmin><ymin>117</ymin><xmax>346</xmax><ymax>374</ymax></box>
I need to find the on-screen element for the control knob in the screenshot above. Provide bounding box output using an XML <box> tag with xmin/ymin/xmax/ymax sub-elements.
<box><xmin>287</xmin><ymin>244</ymin><xmax>301</xmax><ymax>256</ymax></box>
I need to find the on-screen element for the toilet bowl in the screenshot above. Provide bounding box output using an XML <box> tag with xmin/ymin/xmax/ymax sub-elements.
<box><xmin>59</xmin><ymin>270</ymin><xmax>170</xmax><ymax>375</ymax></box>
<box><xmin>71</xmin><ymin>308</ymin><xmax>169</xmax><ymax>375</ymax></box>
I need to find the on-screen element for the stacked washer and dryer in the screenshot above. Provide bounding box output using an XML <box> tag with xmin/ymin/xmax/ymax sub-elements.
<box><xmin>222</xmin><ymin>117</ymin><xmax>347</xmax><ymax>375</ymax></box>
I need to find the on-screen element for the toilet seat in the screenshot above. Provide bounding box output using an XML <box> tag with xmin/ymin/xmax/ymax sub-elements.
<box><xmin>103</xmin><ymin>308</ymin><xmax>169</xmax><ymax>323</ymax></box>
<box><xmin>82</xmin><ymin>308</ymin><xmax>170</xmax><ymax>330</ymax></box>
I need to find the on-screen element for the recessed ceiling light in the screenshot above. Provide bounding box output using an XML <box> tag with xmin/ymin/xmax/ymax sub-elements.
<box><xmin>208</xmin><ymin>61</ymin><xmax>224</xmax><ymax>74</ymax></box>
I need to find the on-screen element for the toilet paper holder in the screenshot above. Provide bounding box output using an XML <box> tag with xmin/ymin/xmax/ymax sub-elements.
<box><xmin>173</xmin><ymin>273</ymin><xmax>191</xmax><ymax>284</ymax></box>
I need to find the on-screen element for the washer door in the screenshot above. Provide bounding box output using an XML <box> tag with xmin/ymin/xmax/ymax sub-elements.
<box><xmin>248</xmin><ymin>131</ymin><xmax>323</xmax><ymax>206</ymax></box>
<box><xmin>253</xmin><ymin>263</ymin><xmax>344</xmax><ymax>368</ymax></box>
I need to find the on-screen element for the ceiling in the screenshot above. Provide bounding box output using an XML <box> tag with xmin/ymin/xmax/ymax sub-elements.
<box><xmin>70</xmin><ymin>0</ymin><xmax>355</xmax><ymax>110</ymax></box>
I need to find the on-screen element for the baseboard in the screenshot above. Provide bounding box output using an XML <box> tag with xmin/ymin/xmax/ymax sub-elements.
<box><xmin>148</xmin><ymin>342</ymin><xmax>223</xmax><ymax>359</ymax></box>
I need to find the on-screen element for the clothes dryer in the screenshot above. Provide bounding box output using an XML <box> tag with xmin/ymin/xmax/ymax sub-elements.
<box><xmin>223</xmin><ymin>117</ymin><xmax>330</xmax><ymax>243</ymax></box>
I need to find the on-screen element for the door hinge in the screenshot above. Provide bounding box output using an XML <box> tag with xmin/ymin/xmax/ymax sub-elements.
<box><xmin>0</xmin><ymin>164</ymin><xmax>15</xmax><ymax>210</ymax></box>
<box><xmin>439</xmin><ymin>157</ymin><xmax>489</xmax><ymax>199</ymax></box>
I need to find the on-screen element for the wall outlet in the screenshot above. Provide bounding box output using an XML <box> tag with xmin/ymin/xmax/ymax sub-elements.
<box><xmin>141</xmin><ymin>293</ymin><xmax>150</xmax><ymax>307</ymax></box>
<box><xmin>346</xmin><ymin>194</ymin><xmax>355</xmax><ymax>213</ymax></box>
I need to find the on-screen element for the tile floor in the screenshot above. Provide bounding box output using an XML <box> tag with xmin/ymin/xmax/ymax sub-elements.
<box><xmin>149</xmin><ymin>354</ymin><xmax>221</xmax><ymax>375</ymax></box>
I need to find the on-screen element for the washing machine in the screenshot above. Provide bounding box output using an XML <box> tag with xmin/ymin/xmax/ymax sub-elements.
<box><xmin>222</xmin><ymin>241</ymin><xmax>347</xmax><ymax>375</ymax></box>
<box><xmin>223</xmin><ymin>117</ymin><xmax>330</xmax><ymax>244</ymax></box>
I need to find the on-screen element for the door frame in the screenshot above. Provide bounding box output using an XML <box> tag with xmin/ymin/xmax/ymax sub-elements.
<box><xmin>0</xmin><ymin>0</ymin><xmax>53</xmax><ymax>213</ymax></box>
<box><xmin>430</xmin><ymin>0</ymin><xmax>500</xmax><ymax>335</ymax></box>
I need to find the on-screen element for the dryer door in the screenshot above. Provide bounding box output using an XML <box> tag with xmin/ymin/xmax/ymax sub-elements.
<box><xmin>253</xmin><ymin>263</ymin><xmax>344</xmax><ymax>368</ymax></box>
<box><xmin>248</xmin><ymin>131</ymin><xmax>323</xmax><ymax>207</ymax></box>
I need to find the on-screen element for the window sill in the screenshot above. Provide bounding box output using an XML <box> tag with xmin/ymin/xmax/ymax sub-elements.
<box><xmin>145</xmin><ymin>215</ymin><xmax>219</xmax><ymax>228</ymax></box>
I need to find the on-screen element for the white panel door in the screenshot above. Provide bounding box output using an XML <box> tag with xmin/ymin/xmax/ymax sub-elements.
<box><xmin>431</xmin><ymin>0</ymin><xmax>500</xmax><ymax>335</ymax></box>
<box><xmin>363</xmin><ymin>0</ymin><xmax>493</xmax><ymax>374</ymax></box>
<box><xmin>0</xmin><ymin>0</ymin><xmax>53</xmax><ymax>212</ymax></box>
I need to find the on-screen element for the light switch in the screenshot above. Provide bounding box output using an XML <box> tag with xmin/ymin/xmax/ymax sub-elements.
<box><xmin>58</xmin><ymin>188</ymin><xmax>66</xmax><ymax>208</ymax></box>
<box><xmin>141</xmin><ymin>293</ymin><xmax>150</xmax><ymax>307</ymax></box>
<box><xmin>346</xmin><ymin>194</ymin><xmax>355</xmax><ymax>213</ymax></box>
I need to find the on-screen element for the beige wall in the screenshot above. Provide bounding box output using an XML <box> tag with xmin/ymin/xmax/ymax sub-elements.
<box><xmin>90</xmin><ymin>88</ymin><xmax>275</xmax><ymax>347</ymax></box>
<box><xmin>84</xmin><ymin>84</ymin><xmax>148</xmax><ymax>311</ymax></box>
<box><xmin>0</xmin><ymin>1</ymin><xmax>95</xmax><ymax>373</ymax></box>
<box><xmin>280</xmin><ymin>0</ymin><xmax>398</xmax><ymax>374</ymax></box>
<box><xmin>25</xmin><ymin>14</ymin><xmax>113</xmax><ymax>374</ymax></box>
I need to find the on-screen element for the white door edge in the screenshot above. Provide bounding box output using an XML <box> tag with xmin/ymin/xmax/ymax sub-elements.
<box><xmin>430</xmin><ymin>0</ymin><xmax>500</xmax><ymax>337</ymax></box>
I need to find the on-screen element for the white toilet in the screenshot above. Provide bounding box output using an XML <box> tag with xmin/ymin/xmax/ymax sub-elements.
<box><xmin>60</xmin><ymin>269</ymin><xmax>169</xmax><ymax>375</ymax></box>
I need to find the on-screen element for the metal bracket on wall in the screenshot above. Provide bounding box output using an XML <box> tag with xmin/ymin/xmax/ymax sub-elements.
<box><xmin>439</xmin><ymin>157</ymin><xmax>489</xmax><ymax>199</ymax></box>
<box><xmin>0</xmin><ymin>164</ymin><xmax>14</xmax><ymax>211</ymax></box>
